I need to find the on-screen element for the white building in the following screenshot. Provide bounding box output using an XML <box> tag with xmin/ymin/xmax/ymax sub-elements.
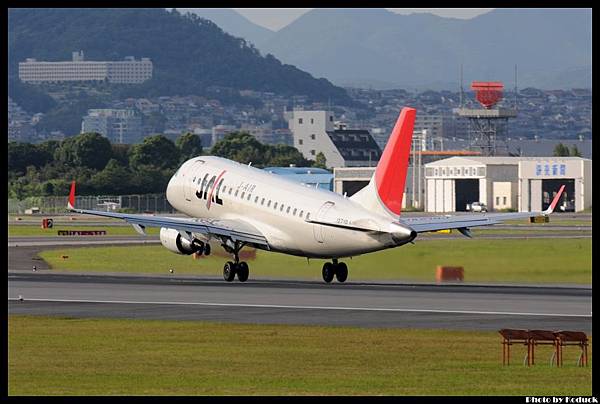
<box><xmin>285</xmin><ymin>110</ymin><xmax>381</xmax><ymax>168</ymax></box>
<box><xmin>424</xmin><ymin>156</ymin><xmax>592</xmax><ymax>213</ymax></box>
<box><xmin>82</xmin><ymin>109</ymin><xmax>142</xmax><ymax>144</ymax></box>
<box><xmin>19</xmin><ymin>51</ymin><xmax>152</xmax><ymax>84</ymax></box>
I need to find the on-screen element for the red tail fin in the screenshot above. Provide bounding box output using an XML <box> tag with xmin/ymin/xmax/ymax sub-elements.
<box><xmin>374</xmin><ymin>107</ymin><xmax>416</xmax><ymax>216</ymax></box>
<box><xmin>68</xmin><ymin>181</ymin><xmax>76</xmax><ymax>210</ymax></box>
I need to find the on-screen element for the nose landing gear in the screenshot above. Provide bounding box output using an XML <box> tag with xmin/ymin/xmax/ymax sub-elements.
<box><xmin>322</xmin><ymin>259</ymin><xmax>348</xmax><ymax>283</ymax></box>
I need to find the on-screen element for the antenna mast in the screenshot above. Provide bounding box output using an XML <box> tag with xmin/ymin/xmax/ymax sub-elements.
<box><xmin>514</xmin><ymin>64</ymin><xmax>518</xmax><ymax>111</ymax></box>
<box><xmin>459</xmin><ymin>64</ymin><xmax>464</xmax><ymax>107</ymax></box>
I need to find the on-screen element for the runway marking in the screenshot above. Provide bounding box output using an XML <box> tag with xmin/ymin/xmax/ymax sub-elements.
<box><xmin>8</xmin><ymin>298</ymin><xmax>591</xmax><ymax>318</ymax></box>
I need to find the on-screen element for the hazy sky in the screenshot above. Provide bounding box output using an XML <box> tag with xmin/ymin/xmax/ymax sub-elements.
<box><xmin>234</xmin><ymin>8</ymin><xmax>494</xmax><ymax>31</ymax></box>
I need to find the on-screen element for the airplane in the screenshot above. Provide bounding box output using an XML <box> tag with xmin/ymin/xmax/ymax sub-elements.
<box><xmin>67</xmin><ymin>107</ymin><xmax>565</xmax><ymax>283</ymax></box>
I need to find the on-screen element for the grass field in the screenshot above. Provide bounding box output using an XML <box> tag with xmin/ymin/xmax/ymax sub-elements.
<box><xmin>38</xmin><ymin>237</ymin><xmax>592</xmax><ymax>284</ymax></box>
<box><xmin>8</xmin><ymin>315</ymin><xmax>591</xmax><ymax>395</ymax></box>
<box><xmin>8</xmin><ymin>225</ymin><xmax>160</xmax><ymax>237</ymax></box>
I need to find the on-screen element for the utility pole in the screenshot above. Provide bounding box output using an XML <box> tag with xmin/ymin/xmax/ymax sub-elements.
<box><xmin>417</xmin><ymin>130</ymin><xmax>425</xmax><ymax>209</ymax></box>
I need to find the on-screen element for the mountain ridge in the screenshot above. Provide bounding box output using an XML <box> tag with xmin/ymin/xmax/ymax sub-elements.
<box><xmin>8</xmin><ymin>8</ymin><xmax>352</xmax><ymax>104</ymax></box>
<box><xmin>191</xmin><ymin>8</ymin><xmax>591</xmax><ymax>90</ymax></box>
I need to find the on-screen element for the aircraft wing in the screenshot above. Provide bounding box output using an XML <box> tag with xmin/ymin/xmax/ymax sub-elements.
<box><xmin>66</xmin><ymin>183</ymin><xmax>269</xmax><ymax>248</ymax></box>
<box><xmin>398</xmin><ymin>185</ymin><xmax>565</xmax><ymax>236</ymax></box>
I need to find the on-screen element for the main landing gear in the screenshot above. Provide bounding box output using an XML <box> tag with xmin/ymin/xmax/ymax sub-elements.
<box><xmin>222</xmin><ymin>241</ymin><xmax>249</xmax><ymax>282</ymax></box>
<box><xmin>322</xmin><ymin>259</ymin><xmax>348</xmax><ymax>283</ymax></box>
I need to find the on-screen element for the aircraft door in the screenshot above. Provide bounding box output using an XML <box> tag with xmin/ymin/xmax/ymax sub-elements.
<box><xmin>184</xmin><ymin>160</ymin><xmax>205</xmax><ymax>202</ymax></box>
<box><xmin>313</xmin><ymin>201</ymin><xmax>335</xmax><ymax>243</ymax></box>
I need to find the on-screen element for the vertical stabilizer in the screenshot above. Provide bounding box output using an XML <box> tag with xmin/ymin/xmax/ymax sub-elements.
<box><xmin>350</xmin><ymin>107</ymin><xmax>416</xmax><ymax>218</ymax></box>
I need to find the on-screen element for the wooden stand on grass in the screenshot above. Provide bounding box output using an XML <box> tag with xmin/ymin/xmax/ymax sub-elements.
<box><xmin>554</xmin><ymin>331</ymin><xmax>589</xmax><ymax>367</ymax></box>
<box><xmin>499</xmin><ymin>329</ymin><xmax>589</xmax><ymax>367</ymax></box>
<box><xmin>499</xmin><ymin>329</ymin><xmax>531</xmax><ymax>366</ymax></box>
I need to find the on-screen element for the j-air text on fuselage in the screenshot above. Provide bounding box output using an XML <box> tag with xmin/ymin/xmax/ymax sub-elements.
<box><xmin>67</xmin><ymin>107</ymin><xmax>565</xmax><ymax>283</ymax></box>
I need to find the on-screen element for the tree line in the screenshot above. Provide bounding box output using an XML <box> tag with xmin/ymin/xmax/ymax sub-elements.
<box><xmin>8</xmin><ymin>132</ymin><xmax>327</xmax><ymax>199</ymax></box>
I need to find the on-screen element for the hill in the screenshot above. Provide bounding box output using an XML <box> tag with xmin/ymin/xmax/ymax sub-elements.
<box><xmin>177</xmin><ymin>8</ymin><xmax>275</xmax><ymax>48</ymax></box>
<box><xmin>256</xmin><ymin>8</ymin><xmax>591</xmax><ymax>90</ymax></box>
<box><xmin>8</xmin><ymin>8</ymin><xmax>352</xmax><ymax>105</ymax></box>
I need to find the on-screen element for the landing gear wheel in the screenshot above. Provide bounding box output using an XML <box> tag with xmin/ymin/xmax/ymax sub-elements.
<box><xmin>335</xmin><ymin>262</ymin><xmax>348</xmax><ymax>283</ymax></box>
<box><xmin>237</xmin><ymin>262</ymin><xmax>249</xmax><ymax>282</ymax></box>
<box><xmin>203</xmin><ymin>243</ymin><xmax>211</xmax><ymax>256</ymax></box>
<box><xmin>322</xmin><ymin>262</ymin><xmax>335</xmax><ymax>283</ymax></box>
<box><xmin>223</xmin><ymin>261</ymin><xmax>236</xmax><ymax>282</ymax></box>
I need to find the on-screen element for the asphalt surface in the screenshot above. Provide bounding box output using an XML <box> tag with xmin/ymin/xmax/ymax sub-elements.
<box><xmin>8</xmin><ymin>222</ymin><xmax>592</xmax><ymax>332</ymax></box>
<box><xmin>8</xmin><ymin>271</ymin><xmax>591</xmax><ymax>332</ymax></box>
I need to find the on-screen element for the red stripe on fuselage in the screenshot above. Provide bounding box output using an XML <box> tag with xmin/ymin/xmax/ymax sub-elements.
<box><xmin>374</xmin><ymin>107</ymin><xmax>416</xmax><ymax>216</ymax></box>
<box><xmin>206</xmin><ymin>170</ymin><xmax>226</xmax><ymax>210</ymax></box>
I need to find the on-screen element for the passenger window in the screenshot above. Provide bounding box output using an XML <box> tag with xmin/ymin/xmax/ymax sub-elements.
<box><xmin>293</xmin><ymin>208</ymin><xmax>297</xmax><ymax>216</ymax></box>
<box><xmin>261</xmin><ymin>198</ymin><xmax>265</xmax><ymax>205</ymax></box>
<box><xmin>306</xmin><ymin>212</ymin><xmax>310</xmax><ymax>220</ymax></box>
<box><xmin>267</xmin><ymin>200</ymin><xmax>271</xmax><ymax>207</ymax></box>
<box><xmin>299</xmin><ymin>210</ymin><xmax>304</xmax><ymax>218</ymax></box>
<box><xmin>273</xmin><ymin>202</ymin><xmax>278</xmax><ymax>209</ymax></box>
<box><xmin>229</xmin><ymin>188</ymin><xmax>232</xmax><ymax>195</ymax></box>
<box><xmin>280</xmin><ymin>205</ymin><xmax>284</xmax><ymax>212</ymax></box>
<box><xmin>255</xmin><ymin>196</ymin><xmax>259</xmax><ymax>203</ymax></box>
<box><xmin>241</xmin><ymin>192</ymin><xmax>245</xmax><ymax>199</ymax></box>
<box><xmin>286</xmin><ymin>206</ymin><xmax>291</xmax><ymax>214</ymax></box>
<box><xmin>247</xmin><ymin>194</ymin><xmax>251</xmax><ymax>201</ymax></box>
<box><xmin>234</xmin><ymin>190</ymin><xmax>238</xmax><ymax>196</ymax></box>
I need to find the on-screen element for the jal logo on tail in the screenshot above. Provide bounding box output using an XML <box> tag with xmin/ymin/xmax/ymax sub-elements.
<box><xmin>195</xmin><ymin>170</ymin><xmax>226</xmax><ymax>209</ymax></box>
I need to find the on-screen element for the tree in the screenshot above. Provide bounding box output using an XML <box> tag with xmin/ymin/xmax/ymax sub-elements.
<box><xmin>570</xmin><ymin>144</ymin><xmax>582</xmax><ymax>157</ymax></box>
<box><xmin>176</xmin><ymin>132</ymin><xmax>203</xmax><ymax>163</ymax></box>
<box><xmin>90</xmin><ymin>159</ymin><xmax>132</xmax><ymax>195</ymax></box>
<box><xmin>314</xmin><ymin>152</ymin><xmax>327</xmax><ymax>169</ymax></box>
<box><xmin>37</xmin><ymin>140</ymin><xmax>61</xmax><ymax>165</ymax></box>
<box><xmin>553</xmin><ymin>143</ymin><xmax>570</xmax><ymax>157</ymax></box>
<box><xmin>111</xmin><ymin>143</ymin><xmax>131</xmax><ymax>166</ymax></box>
<box><xmin>264</xmin><ymin>144</ymin><xmax>311</xmax><ymax>167</ymax></box>
<box><xmin>55</xmin><ymin>132</ymin><xmax>113</xmax><ymax>170</ymax></box>
<box><xmin>8</xmin><ymin>142</ymin><xmax>46</xmax><ymax>173</ymax></box>
<box><xmin>129</xmin><ymin>134</ymin><xmax>180</xmax><ymax>170</ymax></box>
<box><xmin>211</xmin><ymin>132</ymin><xmax>267</xmax><ymax>166</ymax></box>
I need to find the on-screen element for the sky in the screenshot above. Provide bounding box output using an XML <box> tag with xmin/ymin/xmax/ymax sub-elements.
<box><xmin>233</xmin><ymin>8</ymin><xmax>494</xmax><ymax>31</ymax></box>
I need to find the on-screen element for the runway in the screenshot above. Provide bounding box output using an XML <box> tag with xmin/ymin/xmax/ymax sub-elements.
<box><xmin>8</xmin><ymin>272</ymin><xmax>591</xmax><ymax>332</ymax></box>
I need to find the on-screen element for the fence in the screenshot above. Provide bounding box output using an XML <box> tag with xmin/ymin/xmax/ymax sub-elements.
<box><xmin>8</xmin><ymin>194</ymin><xmax>176</xmax><ymax>214</ymax></box>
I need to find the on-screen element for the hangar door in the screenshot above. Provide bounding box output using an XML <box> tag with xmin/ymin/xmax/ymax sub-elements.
<box><xmin>455</xmin><ymin>179</ymin><xmax>479</xmax><ymax>212</ymax></box>
<box><xmin>542</xmin><ymin>179</ymin><xmax>575</xmax><ymax>212</ymax></box>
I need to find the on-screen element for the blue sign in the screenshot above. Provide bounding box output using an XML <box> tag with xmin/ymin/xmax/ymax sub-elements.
<box><xmin>535</xmin><ymin>163</ymin><xmax>567</xmax><ymax>176</ymax></box>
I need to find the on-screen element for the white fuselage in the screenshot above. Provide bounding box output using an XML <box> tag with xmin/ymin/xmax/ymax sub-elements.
<box><xmin>166</xmin><ymin>156</ymin><xmax>413</xmax><ymax>259</ymax></box>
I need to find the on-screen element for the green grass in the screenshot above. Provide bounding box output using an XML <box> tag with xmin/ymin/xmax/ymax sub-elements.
<box><xmin>39</xmin><ymin>238</ymin><xmax>592</xmax><ymax>284</ymax></box>
<box><xmin>8</xmin><ymin>315</ymin><xmax>592</xmax><ymax>395</ymax></box>
<box><xmin>8</xmin><ymin>225</ymin><xmax>159</xmax><ymax>237</ymax></box>
<box><xmin>503</xmin><ymin>219</ymin><xmax>592</xmax><ymax>226</ymax></box>
<box><xmin>471</xmin><ymin>229</ymin><xmax>590</xmax><ymax>235</ymax></box>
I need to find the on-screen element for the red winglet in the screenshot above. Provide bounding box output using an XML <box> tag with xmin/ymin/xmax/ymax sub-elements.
<box><xmin>546</xmin><ymin>185</ymin><xmax>566</xmax><ymax>214</ymax></box>
<box><xmin>68</xmin><ymin>181</ymin><xmax>76</xmax><ymax>210</ymax></box>
<box><xmin>374</xmin><ymin>107</ymin><xmax>416</xmax><ymax>216</ymax></box>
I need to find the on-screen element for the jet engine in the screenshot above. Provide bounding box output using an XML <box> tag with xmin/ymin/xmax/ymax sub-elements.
<box><xmin>159</xmin><ymin>227</ymin><xmax>204</xmax><ymax>255</ymax></box>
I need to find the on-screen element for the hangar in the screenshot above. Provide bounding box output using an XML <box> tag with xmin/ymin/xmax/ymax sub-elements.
<box><xmin>424</xmin><ymin>157</ymin><xmax>592</xmax><ymax>213</ymax></box>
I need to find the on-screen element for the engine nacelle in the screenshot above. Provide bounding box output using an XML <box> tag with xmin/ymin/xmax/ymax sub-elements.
<box><xmin>159</xmin><ymin>227</ymin><xmax>204</xmax><ymax>255</ymax></box>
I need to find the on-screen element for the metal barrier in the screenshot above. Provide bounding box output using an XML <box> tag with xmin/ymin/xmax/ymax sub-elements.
<box><xmin>8</xmin><ymin>194</ymin><xmax>176</xmax><ymax>214</ymax></box>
